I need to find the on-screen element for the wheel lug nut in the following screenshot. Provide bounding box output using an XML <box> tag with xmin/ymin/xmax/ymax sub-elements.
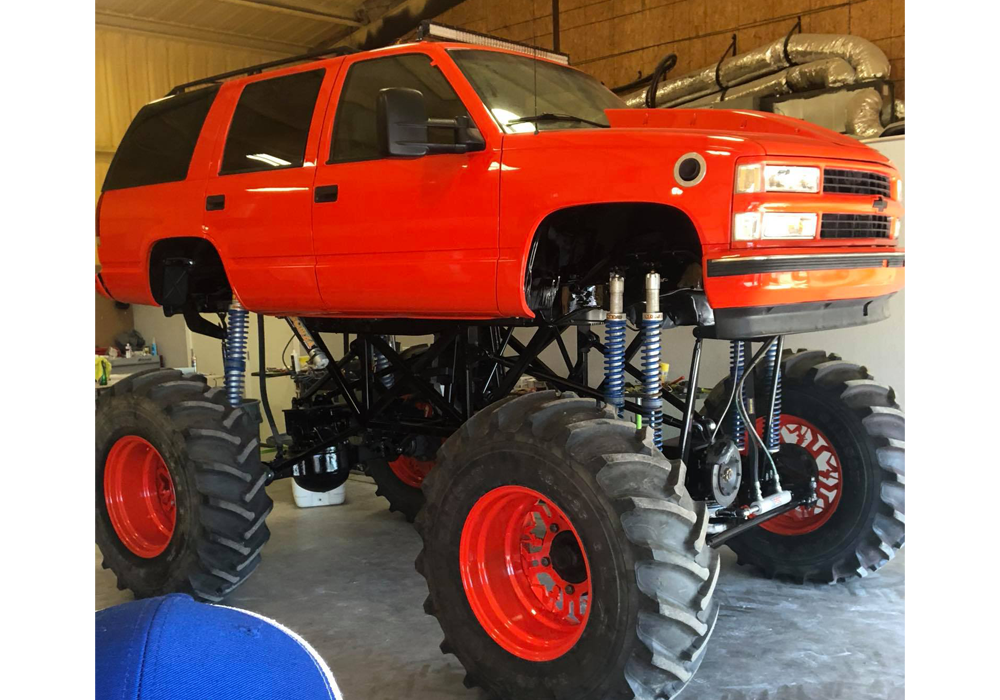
<box><xmin>550</xmin><ymin>523</ymin><xmax>559</xmax><ymax>533</ymax></box>
<box><xmin>541</xmin><ymin>557</ymin><xmax>551</xmax><ymax>567</ymax></box>
<box><xmin>565</xmin><ymin>585</ymin><xmax>575</xmax><ymax>594</ymax></box>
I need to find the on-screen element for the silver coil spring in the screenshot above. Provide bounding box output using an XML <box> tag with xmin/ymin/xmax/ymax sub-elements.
<box><xmin>224</xmin><ymin>301</ymin><xmax>249</xmax><ymax>408</ymax></box>
<box><xmin>641</xmin><ymin>317</ymin><xmax>664</xmax><ymax>449</ymax></box>
<box><xmin>374</xmin><ymin>335</ymin><xmax>393</xmax><ymax>389</ymax></box>
<box><xmin>603</xmin><ymin>319</ymin><xmax>626</xmax><ymax>418</ymax></box>
<box><xmin>729</xmin><ymin>340</ymin><xmax>746</xmax><ymax>450</ymax></box>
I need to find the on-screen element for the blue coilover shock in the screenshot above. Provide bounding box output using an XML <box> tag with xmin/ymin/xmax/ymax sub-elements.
<box><xmin>641</xmin><ymin>272</ymin><xmax>664</xmax><ymax>449</ymax></box>
<box><xmin>762</xmin><ymin>338</ymin><xmax>783</xmax><ymax>452</ymax></box>
<box><xmin>603</xmin><ymin>273</ymin><xmax>626</xmax><ymax>418</ymax></box>
<box><xmin>729</xmin><ymin>340</ymin><xmax>746</xmax><ymax>450</ymax></box>
<box><xmin>224</xmin><ymin>299</ymin><xmax>249</xmax><ymax>407</ymax></box>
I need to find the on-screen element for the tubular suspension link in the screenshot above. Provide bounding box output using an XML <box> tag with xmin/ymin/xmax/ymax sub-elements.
<box><xmin>729</xmin><ymin>340</ymin><xmax>747</xmax><ymax>450</ymax></box>
<box><xmin>763</xmin><ymin>338</ymin><xmax>783</xmax><ymax>452</ymax></box>
<box><xmin>224</xmin><ymin>299</ymin><xmax>249</xmax><ymax>407</ymax></box>
<box><xmin>641</xmin><ymin>272</ymin><xmax>664</xmax><ymax>449</ymax></box>
<box><xmin>603</xmin><ymin>273</ymin><xmax>626</xmax><ymax>418</ymax></box>
<box><xmin>286</xmin><ymin>317</ymin><xmax>330</xmax><ymax>370</ymax></box>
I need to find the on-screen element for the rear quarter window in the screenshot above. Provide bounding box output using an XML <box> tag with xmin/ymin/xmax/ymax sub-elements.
<box><xmin>102</xmin><ymin>86</ymin><xmax>219</xmax><ymax>191</ymax></box>
<box><xmin>220</xmin><ymin>69</ymin><xmax>325</xmax><ymax>175</ymax></box>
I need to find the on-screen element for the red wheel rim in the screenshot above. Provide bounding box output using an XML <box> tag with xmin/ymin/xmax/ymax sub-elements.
<box><xmin>103</xmin><ymin>436</ymin><xmax>176</xmax><ymax>558</ymax></box>
<box><xmin>761</xmin><ymin>414</ymin><xmax>843</xmax><ymax>536</ymax></box>
<box><xmin>388</xmin><ymin>455</ymin><xmax>434</xmax><ymax>489</ymax></box>
<box><xmin>459</xmin><ymin>486</ymin><xmax>591</xmax><ymax>662</ymax></box>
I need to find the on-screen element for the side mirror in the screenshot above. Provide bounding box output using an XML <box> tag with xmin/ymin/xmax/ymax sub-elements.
<box><xmin>377</xmin><ymin>87</ymin><xmax>485</xmax><ymax>157</ymax></box>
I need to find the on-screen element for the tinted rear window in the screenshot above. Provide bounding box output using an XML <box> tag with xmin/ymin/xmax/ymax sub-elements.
<box><xmin>220</xmin><ymin>69</ymin><xmax>325</xmax><ymax>175</ymax></box>
<box><xmin>103</xmin><ymin>86</ymin><xmax>219</xmax><ymax>191</ymax></box>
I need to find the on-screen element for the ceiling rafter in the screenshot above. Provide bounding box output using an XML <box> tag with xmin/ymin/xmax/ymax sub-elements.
<box><xmin>215</xmin><ymin>0</ymin><xmax>363</xmax><ymax>27</ymax></box>
<box><xmin>96</xmin><ymin>9</ymin><xmax>308</xmax><ymax>54</ymax></box>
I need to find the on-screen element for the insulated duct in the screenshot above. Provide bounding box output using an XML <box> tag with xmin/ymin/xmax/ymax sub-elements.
<box><xmin>846</xmin><ymin>88</ymin><xmax>884</xmax><ymax>138</ymax></box>
<box><xmin>622</xmin><ymin>33</ymin><xmax>891</xmax><ymax>109</ymax></box>
<box><xmin>680</xmin><ymin>57</ymin><xmax>856</xmax><ymax>107</ymax></box>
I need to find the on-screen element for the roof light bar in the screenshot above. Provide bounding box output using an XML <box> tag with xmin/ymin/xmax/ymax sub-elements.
<box><xmin>416</xmin><ymin>20</ymin><xmax>570</xmax><ymax>65</ymax></box>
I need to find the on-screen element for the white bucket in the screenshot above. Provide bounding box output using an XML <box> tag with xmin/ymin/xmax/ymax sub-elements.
<box><xmin>291</xmin><ymin>480</ymin><xmax>346</xmax><ymax>508</ymax></box>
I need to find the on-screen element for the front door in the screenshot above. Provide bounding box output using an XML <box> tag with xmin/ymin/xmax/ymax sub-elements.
<box><xmin>312</xmin><ymin>50</ymin><xmax>500</xmax><ymax>318</ymax></box>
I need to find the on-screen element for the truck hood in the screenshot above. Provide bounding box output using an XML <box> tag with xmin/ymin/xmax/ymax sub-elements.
<box><xmin>605</xmin><ymin>108</ymin><xmax>889</xmax><ymax>163</ymax></box>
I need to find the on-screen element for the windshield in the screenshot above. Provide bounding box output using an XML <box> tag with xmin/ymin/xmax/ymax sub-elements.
<box><xmin>449</xmin><ymin>49</ymin><xmax>625</xmax><ymax>133</ymax></box>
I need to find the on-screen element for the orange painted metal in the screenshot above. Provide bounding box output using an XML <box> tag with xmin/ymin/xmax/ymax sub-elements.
<box><xmin>704</xmin><ymin>248</ymin><xmax>904</xmax><ymax>309</ymax></box>
<box><xmin>459</xmin><ymin>485</ymin><xmax>591</xmax><ymax>661</ymax></box>
<box><xmin>103</xmin><ymin>436</ymin><xmax>177</xmax><ymax>558</ymax></box>
<box><xmin>96</xmin><ymin>41</ymin><xmax>904</xmax><ymax>320</ymax></box>
<box><xmin>760</xmin><ymin>414</ymin><xmax>843</xmax><ymax>536</ymax></box>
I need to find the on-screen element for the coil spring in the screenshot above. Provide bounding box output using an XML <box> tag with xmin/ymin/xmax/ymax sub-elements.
<box><xmin>764</xmin><ymin>342</ymin><xmax>782</xmax><ymax>452</ymax></box>
<box><xmin>603</xmin><ymin>318</ymin><xmax>626</xmax><ymax>418</ymax></box>
<box><xmin>641</xmin><ymin>316</ymin><xmax>664</xmax><ymax>449</ymax></box>
<box><xmin>729</xmin><ymin>340</ymin><xmax>746</xmax><ymax>450</ymax></box>
<box><xmin>224</xmin><ymin>301</ymin><xmax>249</xmax><ymax>408</ymax></box>
<box><xmin>375</xmin><ymin>335</ymin><xmax>393</xmax><ymax>388</ymax></box>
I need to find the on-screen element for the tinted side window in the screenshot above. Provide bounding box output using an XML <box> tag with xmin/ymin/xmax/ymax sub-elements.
<box><xmin>330</xmin><ymin>54</ymin><xmax>471</xmax><ymax>163</ymax></box>
<box><xmin>103</xmin><ymin>86</ymin><xmax>219</xmax><ymax>191</ymax></box>
<box><xmin>220</xmin><ymin>69</ymin><xmax>325</xmax><ymax>175</ymax></box>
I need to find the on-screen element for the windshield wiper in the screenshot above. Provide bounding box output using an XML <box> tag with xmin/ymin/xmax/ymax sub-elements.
<box><xmin>507</xmin><ymin>113</ymin><xmax>609</xmax><ymax>129</ymax></box>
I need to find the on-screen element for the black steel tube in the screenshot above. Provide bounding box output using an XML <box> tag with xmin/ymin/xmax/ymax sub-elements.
<box><xmin>555</xmin><ymin>330</ymin><xmax>573</xmax><ymax>374</ymax></box>
<box><xmin>484</xmin><ymin>326</ymin><xmax>514</xmax><ymax>390</ymax></box>
<box><xmin>367</xmin><ymin>333</ymin><xmax>465</xmax><ymax>424</ymax></box>
<box><xmin>707</xmin><ymin>497</ymin><xmax>804</xmax><ymax>548</ymax></box>
<box><xmin>679</xmin><ymin>338</ymin><xmax>703</xmax><ymax>465</ymax></box>
<box><xmin>552</xmin><ymin>0</ymin><xmax>561</xmax><ymax>52</ymax></box>
<box><xmin>256</xmin><ymin>314</ymin><xmax>283</xmax><ymax>459</ymax></box>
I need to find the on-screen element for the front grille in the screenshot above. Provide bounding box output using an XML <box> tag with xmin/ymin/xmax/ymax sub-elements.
<box><xmin>823</xmin><ymin>168</ymin><xmax>891</xmax><ymax>196</ymax></box>
<box><xmin>820</xmin><ymin>214</ymin><xmax>891</xmax><ymax>239</ymax></box>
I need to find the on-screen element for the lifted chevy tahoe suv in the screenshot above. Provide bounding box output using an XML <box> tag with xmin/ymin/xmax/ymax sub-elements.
<box><xmin>96</xmin><ymin>23</ymin><xmax>904</xmax><ymax>700</ymax></box>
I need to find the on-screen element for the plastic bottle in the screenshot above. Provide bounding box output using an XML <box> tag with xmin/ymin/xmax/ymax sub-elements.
<box><xmin>150</xmin><ymin>338</ymin><xmax>158</xmax><ymax>356</ymax></box>
<box><xmin>125</xmin><ymin>343</ymin><xmax>132</xmax><ymax>359</ymax></box>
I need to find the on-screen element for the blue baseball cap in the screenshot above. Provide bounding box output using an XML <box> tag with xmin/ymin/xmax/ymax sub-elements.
<box><xmin>96</xmin><ymin>594</ymin><xmax>343</xmax><ymax>700</ymax></box>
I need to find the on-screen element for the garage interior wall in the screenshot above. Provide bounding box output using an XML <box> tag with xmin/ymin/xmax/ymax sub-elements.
<box><xmin>432</xmin><ymin>0</ymin><xmax>904</xmax><ymax>99</ymax></box>
<box><xmin>95</xmin><ymin>24</ymin><xmax>299</xmax><ymax>438</ymax></box>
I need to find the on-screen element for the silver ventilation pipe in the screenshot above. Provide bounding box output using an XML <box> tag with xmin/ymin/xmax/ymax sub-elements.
<box><xmin>622</xmin><ymin>33</ymin><xmax>891</xmax><ymax>110</ymax></box>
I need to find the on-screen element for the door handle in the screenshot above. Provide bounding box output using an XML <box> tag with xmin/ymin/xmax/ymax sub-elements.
<box><xmin>205</xmin><ymin>194</ymin><xmax>225</xmax><ymax>211</ymax></box>
<box><xmin>314</xmin><ymin>185</ymin><xmax>338</xmax><ymax>203</ymax></box>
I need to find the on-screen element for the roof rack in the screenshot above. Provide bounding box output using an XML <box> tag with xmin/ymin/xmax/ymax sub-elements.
<box><xmin>167</xmin><ymin>45</ymin><xmax>357</xmax><ymax>96</ymax></box>
<box><xmin>416</xmin><ymin>20</ymin><xmax>570</xmax><ymax>65</ymax></box>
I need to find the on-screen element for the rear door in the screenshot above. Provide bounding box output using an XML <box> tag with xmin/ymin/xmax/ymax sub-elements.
<box><xmin>202</xmin><ymin>61</ymin><xmax>343</xmax><ymax>314</ymax></box>
<box><xmin>312</xmin><ymin>49</ymin><xmax>501</xmax><ymax>317</ymax></box>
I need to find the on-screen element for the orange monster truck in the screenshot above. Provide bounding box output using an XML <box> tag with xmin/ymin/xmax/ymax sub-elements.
<box><xmin>96</xmin><ymin>23</ymin><xmax>903</xmax><ymax>700</ymax></box>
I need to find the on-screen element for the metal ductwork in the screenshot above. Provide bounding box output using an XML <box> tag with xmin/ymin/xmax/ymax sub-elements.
<box><xmin>622</xmin><ymin>33</ymin><xmax>899</xmax><ymax>137</ymax></box>
<box><xmin>679</xmin><ymin>57</ymin><xmax>857</xmax><ymax>107</ymax></box>
<box><xmin>623</xmin><ymin>34</ymin><xmax>890</xmax><ymax>109</ymax></box>
<box><xmin>846</xmin><ymin>88</ymin><xmax>885</xmax><ymax>138</ymax></box>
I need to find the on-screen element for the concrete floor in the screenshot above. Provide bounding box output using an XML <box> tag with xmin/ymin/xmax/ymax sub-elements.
<box><xmin>96</xmin><ymin>478</ymin><xmax>904</xmax><ymax>700</ymax></box>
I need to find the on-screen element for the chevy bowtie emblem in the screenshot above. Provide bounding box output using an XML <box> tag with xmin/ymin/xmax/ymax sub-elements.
<box><xmin>872</xmin><ymin>197</ymin><xmax>888</xmax><ymax>212</ymax></box>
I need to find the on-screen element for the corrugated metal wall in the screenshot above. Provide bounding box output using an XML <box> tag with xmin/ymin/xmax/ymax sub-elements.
<box><xmin>95</xmin><ymin>26</ymin><xmax>286</xmax><ymax>201</ymax></box>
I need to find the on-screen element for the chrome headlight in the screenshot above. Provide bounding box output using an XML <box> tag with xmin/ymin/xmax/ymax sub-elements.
<box><xmin>732</xmin><ymin>212</ymin><xmax>818</xmax><ymax>242</ymax></box>
<box><xmin>736</xmin><ymin>164</ymin><xmax>821</xmax><ymax>194</ymax></box>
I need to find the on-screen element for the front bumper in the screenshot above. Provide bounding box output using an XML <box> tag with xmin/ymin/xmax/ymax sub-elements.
<box><xmin>700</xmin><ymin>248</ymin><xmax>904</xmax><ymax>338</ymax></box>
<box><xmin>698</xmin><ymin>294</ymin><xmax>896</xmax><ymax>340</ymax></box>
